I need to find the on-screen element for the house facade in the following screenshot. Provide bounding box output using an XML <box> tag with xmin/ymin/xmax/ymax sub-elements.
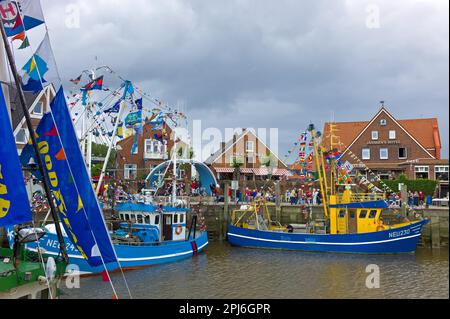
<box><xmin>116</xmin><ymin>121</ymin><xmax>173</xmax><ymax>181</ymax></box>
<box><xmin>322</xmin><ymin>106</ymin><xmax>449</xmax><ymax>197</ymax></box>
<box><xmin>205</xmin><ymin>128</ymin><xmax>289</xmax><ymax>185</ymax></box>
<box><xmin>9</xmin><ymin>84</ymin><xmax>55</xmax><ymax>153</ymax></box>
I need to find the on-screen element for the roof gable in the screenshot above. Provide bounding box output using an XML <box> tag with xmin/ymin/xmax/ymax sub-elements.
<box><xmin>205</xmin><ymin>129</ymin><xmax>288</xmax><ymax>168</ymax></box>
<box><xmin>341</xmin><ymin>107</ymin><xmax>436</xmax><ymax>159</ymax></box>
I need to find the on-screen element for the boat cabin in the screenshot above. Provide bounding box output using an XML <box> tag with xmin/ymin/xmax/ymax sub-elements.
<box><xmin>116</xmin><ymin>204</ymin><xmax>187</xmax><ymax>242</ymax></box>
<box><xmin>329</xmin><ymin>189</ymin><xmax>388</xmax><ymax>234</ymax></box>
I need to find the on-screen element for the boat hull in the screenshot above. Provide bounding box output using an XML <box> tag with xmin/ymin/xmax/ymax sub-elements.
<box><xmin>24</xmin><ymin>231</ymin><xmax>208</xmax><ymax>275</ymax></box>
<box><xmin>227</xmin><ymin>219</ymin><xmax>428</xmax><ymax>254</ymax></box>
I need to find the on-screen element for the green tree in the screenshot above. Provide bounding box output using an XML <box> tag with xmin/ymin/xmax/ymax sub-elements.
<box><xmin>90</xmin><ymin>142</ymin><xmax>117</xmax><ymax>176</ymax></box>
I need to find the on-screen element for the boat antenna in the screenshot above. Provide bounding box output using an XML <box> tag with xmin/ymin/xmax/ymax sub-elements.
<box><xmin>0</xmin><ymin>20</ymin><xmax>68</xmax><ymax>262</ymax></box>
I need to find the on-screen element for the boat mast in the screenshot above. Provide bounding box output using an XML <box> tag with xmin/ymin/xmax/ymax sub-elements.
<box><xmin>309</xmin><ymin>124</ymin><xmax>329</xmax><ymax>218</ymax></box>
<box><xmin>95</xmin><ymin>80</ymin><xmax>131</xmax><ymax>196</ymax></box>
<box><xmin>172</xmin><ymin>131</ymin><xmax>177</xmax><ymax>205</ymax></box>
<box><xmin>0</xmin><ymin>20</ymin><xmax>68</xmax><ymax>262</ymax></box>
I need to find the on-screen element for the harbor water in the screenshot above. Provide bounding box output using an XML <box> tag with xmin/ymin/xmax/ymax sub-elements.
<box><xmin>61</xmin><ymin>243</ymin><xmax>449</xmax><ymax>299</ymax></box>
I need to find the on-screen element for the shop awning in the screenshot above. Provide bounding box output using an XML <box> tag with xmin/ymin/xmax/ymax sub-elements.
<box><xmin>214</xmin><ymin>167</ymin><xmax>235</xmax><ymax>173</ymax></box>
<box><xmin>253</xmin><ymin>168</ymin><xmax>290</xmax><ymax>176</ymax></box>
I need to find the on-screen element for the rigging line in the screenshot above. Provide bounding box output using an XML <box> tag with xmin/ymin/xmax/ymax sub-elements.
<box><xmin>20</xmin><ymin>10</ymin><xmax>129</xmax><ymax>300</ymax></box>
<box><xmin>25</xmin><ymin>175</ymin><xmax>55</xmax><ymax>299</ymax></box>
<box><xmin>73</xmin><ymin>85</ymin><xmax>122</xmax><ymax>127</ymax></box>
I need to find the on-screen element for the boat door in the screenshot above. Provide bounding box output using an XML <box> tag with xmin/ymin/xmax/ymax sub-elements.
<box><xmin>348</xmin><ymin>209</ymin><xmax>357</xmax><ymax>233</ymax></box>
<box><xmin>337</xmin><ymin>209</ymin><xmax>348</xmax><ymax>234</ymax></box>
<box><xmin>163</xmin><ymin>214</ymin><xmax>173</xmax><ymax>241</ymax></box>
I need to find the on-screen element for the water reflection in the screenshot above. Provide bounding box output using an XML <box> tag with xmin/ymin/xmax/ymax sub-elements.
<box><xmin>62</xmin><ymin>243</ymin><xmax>448</xmax><ymax>299</ymax></box>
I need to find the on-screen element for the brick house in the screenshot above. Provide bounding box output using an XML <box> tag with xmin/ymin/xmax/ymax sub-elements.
<box><xmin>322</xmin><ymin>105</ymin><xmax>449</xmax><ymax>197</ymax></box>
<box><xmin>205</xmin><ymin>128</ymin><xmax>289</xmax><ymax>186</ymax></box>
<box><xmin>8</xmin><ymin>84</ymin><xmax>55</xmax><ymax>153</ymax></box>
<box><xmin>116</xmin><ymin>120</ymin><xmax>173</xmax><ymax>181</ymax></box>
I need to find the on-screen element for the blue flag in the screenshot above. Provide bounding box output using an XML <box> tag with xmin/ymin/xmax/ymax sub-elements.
<box><xmin>36</xmin><ymin>88</ymin><xmax>117</xmax><ymax>267</ymax></box>
<box><xmin>135</xmin><ymin>98</ymin><xmax>142</xmax><ymax>110</ymax></box>
<box><xmin>103</xmin><ymin>99</ymin><xmax>120</xmax><ymax>113</ymax></box>
<box><xmin>0</xmin><ymin>87</ymin><xmax>32</xmax><ymax>227</ymax></box>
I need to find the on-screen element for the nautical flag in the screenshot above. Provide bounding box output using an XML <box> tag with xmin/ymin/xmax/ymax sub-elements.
<box><xmin>70</xmin><ymin>74</ymin><xmax>82</xmax><ymax>85</ymax></box>
<box><xmin>103</xmin><ymin>99</ymin><xmax>121</xmax><ymax>113</ymax></box>
<box><xmin>135</xmin><ymin>98</ymin><xmax>142</xmax><ymax>110</ymax></box>
<box><xmin>124</xmin><ymin>110</ymin><xmax>142</xmax><ymax>129</ymax></box>
<box><xmin>36</xmin><ymin>88</ymin><xmax>118</xmax><ymax>267</ymax></box>
<box><xmin>1</xmin><ymin>0</ymin><xmax>45</xmax><ymax>37</ymax></box>
<box><xmin>117</xmin><ymin>121</ymin><xmax>123</xmax><ymax>139</ymax></box>
<box><xmin>11</xmin><ymin>30</ymin><xmax>29</xmax><ymax>49</ymax></box>
<box><xmin>82</xmin><ymin>76</ymin><xmax>103</xmax><ymax>91</ymax></box>
<box><xmin>0</xmin><ymin>86</ymin><xmax>32</xmax><ymax>227</ymax></box>
<box><xmin>21</xmin><ymin>33</ymin><xmax>59</xmax><ymax>93</ymax></box>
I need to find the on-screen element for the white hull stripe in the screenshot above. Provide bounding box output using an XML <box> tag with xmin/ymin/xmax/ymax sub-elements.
<box><xmin>28</xmin><ymin>241</ymin><xmax>208</xmax><ymax>262</ymax></box>
<box><xmin>227</xmin><ymin>232</ymin><xmax>421</xmax><ymax>246</ymax></box>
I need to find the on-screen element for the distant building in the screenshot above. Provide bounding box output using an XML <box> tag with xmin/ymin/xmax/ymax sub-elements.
<box><xmin>322</xmin><ymin>106</ymin><xmax>449</xmax><ymax>197</ymax></box>
<box><xmin>116</xmin><ymin>120</ymin><xmax>173</xmax><ymax>181</ymax></box>
<box><xmin>8</xmin><ymin>84</ymin><xmax>55</xmax><ymax>153</ymax></box>
<box><xmin>205</xmin><ymin>128</ymin><xmax>289</xmax><ymax>184</ymax></box>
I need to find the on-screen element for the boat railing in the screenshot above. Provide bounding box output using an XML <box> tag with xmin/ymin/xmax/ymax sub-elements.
<box><xmin>336</xmin><ymin>193</ymin><xmax>385</xmax><ymax>203</ymax></box>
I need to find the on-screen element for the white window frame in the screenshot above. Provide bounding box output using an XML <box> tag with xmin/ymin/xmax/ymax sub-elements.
<box><xmin>15</xmin><ymin>128</ymin><xmax>28</xmax><ymax>144</ymax></box>
<box><xmin>379</xmin><ymin>148</ymin><xmax>388</xmax><ymax>160</ymax></box>
<box><xmin>362</xmin><ymin>148</ymin><xmax>370</xmax><ymax>160</ymax></box>
<box><xmin>380</xmin><ymin>119</ymin><xmax>387</xmax><ymax>126</ymax></box>
<box><xmin>389</xmin><ymin>130</ymin><xmax>396</xmax><ymax>140</ymax></box>
<box><xmin>398</xmin><ymin>147</ymin><xmax>407</xmax><ymax>159</ymax></box>
<box><xmin>415</xmin><ymin>166</ymin><xmax>429</xmax><ymax>173</ymax></box>
<box><xmin>145</xmin><ymin>139</ymin><xmax>153</xmax><ymax>154</ymax></box>
<box><xmin>435</xmin><ymin>166</ymin><xmax>449</xmax><ymax>181</ymax></box>
<box><xmin>435</xmin><ymin>166</ymin><xmax>449</xmax><ymax>173</ymax></box>
<box><xmin>371</xmin><ymin>131</ymin><xmax>379</xmax><ymax>140</ymax></box>
<box><xmin>246</xmin><ymin>141</ymin><xmax>254</xmax><ymax>152</ymax></box>
<box><xmin>32</xmin><ymin>101</ymin><xmax>44</xmax><ymax>116</ymax></box>
<box><xmin>124</xmin><ymin>164</ymin><xmax>137</xmax><ymax>180</ymax></box>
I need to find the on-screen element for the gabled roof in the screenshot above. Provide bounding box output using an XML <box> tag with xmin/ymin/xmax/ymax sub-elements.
<box><xmin>323</xmin><ymin>107</ymin><xmax>441</xmax><ymax>159</ymax></box>
<box><xmin>204</xmin><ymin>128</ymin><xmax>288</xmax><ymax>168</ymax></box>
<box><xmin>204</xmin><ymin>130</ymin><xmax>246</xmax><ymax>165</ymax></box>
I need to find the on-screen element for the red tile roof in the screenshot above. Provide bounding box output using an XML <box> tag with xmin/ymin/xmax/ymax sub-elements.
<box><xmin>322</xmin><ymin>114</ymin><xmax>441</xmax><ymax>158</ymax></box>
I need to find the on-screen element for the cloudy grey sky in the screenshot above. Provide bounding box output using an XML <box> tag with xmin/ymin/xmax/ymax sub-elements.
<box><xmin>41</xmin><ymin>0</ymin><xmax>449</xmax><ymax>162</ymax></box>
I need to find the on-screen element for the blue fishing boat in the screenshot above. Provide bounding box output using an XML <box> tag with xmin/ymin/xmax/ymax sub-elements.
<box><xmin>18</xmin><ymin>203</ymin><xmax>208</xmax><ymax>275</ymax></box>
<box><xmin>227</xmin><ymin>199</ymin><xmax>428</xmax><ymax>254</ymax></box>
<box><xmin>227</xmin><ymin>124</ymin><xmax>429</xmax><ymax>254</ymax></box>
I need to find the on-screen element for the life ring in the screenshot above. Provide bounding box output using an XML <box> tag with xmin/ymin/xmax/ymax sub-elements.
<box><xmin>175</xmin><ymin>225</ymin><xmax>183</xmax><ymax>235</ymax></box>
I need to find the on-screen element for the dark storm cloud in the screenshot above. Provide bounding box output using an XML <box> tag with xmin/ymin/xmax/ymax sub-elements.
<box><xmin>42</xmin><ymin>0</ymin><xmax>449</xmax><ymax>160</ymax></box>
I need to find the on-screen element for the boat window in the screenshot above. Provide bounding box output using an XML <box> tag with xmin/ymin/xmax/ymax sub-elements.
<box><xmin>339</xmin><ymin>210</ymin><xmax>346</xmax><ymax>218</ymax></box>
<box><xmin>359</xmin><ymin>210</ymin><xmax>368</xmax><ymax>218</ymax></box>
<box><xmin>349</xmin><ymin>210</ymin><xmax>356</xmax><ymax>219</ymax></box>
<box><xmin>180</xmin><ymin>214</ymin><xmax>184</xmax><ymax>223</ymax></box>
<box><xmin>137</xmin><ymin>214</ymin><xmax>143</xmax><ymax>224</ymax></box>
<box><xmin>125</xmin><ymin>214</ymin><xmax>130</xmax><ymax>221</ymax></box>
<box><xmin>166</xmin><ymin>215</ymin><xmax>172</xmax><ymax>224</ymax></box>
<box><xmin>369</xmin><ymin>210</ymin><xmax>377</xmax><ymax>218</ymax></box>
<box><xmin>154</xmin><ymin>215</ymin><xmax>160</xmax><ymax>225</ymax></box>
<box><xmin>144</xmin><ymin>215</ymin><xmax>150</xmax><ymax>224</ymax></box>
<box><xmin>174</xmin><ymin>214</ymin><xmax>178</xmax><ymax>224</ymax></box>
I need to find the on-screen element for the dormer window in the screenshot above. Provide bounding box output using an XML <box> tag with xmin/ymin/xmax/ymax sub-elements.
<box><xmin>380</xmin><ymin>119</ymin><xmax>387</xmax><ymax>126</ymax></box>
<box><xmin>371</xmin><ymin>131</ymin><xmax>379</xmax><ymax>140</ymax></box>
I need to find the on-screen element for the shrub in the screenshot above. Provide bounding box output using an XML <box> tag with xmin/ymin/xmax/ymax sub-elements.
<box><xmin>381</xmin><ymin>178</ymin><xmax>438</xmax><ymax>196</ymax></box>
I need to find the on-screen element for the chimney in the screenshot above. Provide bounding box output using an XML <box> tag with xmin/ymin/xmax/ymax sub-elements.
<box><xmin>433</xmin><ymin>124</ymin><xmax>441</xmax><ymax>159</ymax></box>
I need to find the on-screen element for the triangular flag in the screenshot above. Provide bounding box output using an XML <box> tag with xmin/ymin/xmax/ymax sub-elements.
<box><xmin>55</xmin><ymin>148</ymin><xmax>66</xmax><ymax>161</ymax></box>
